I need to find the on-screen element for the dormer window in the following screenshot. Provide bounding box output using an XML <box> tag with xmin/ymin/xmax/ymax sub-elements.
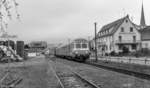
<box><xmin>106</xmin><ymin>30</ymin><xmax>108</xmax><ymax>34</ymax></box>
<box><xmin>107</xmin><ymin>30</ymin><xmax>109</xmax><ymax>33</ymax></box>
<box><xmin>121</xmin><ymin>27</ymin><xmax>124</xmax><ymax>32</ymax></box>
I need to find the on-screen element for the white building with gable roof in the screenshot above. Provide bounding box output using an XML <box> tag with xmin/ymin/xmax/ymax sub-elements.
<box><xmin>97</xmin><ymin>15</ymin><xmax>141</xmax><ymax>55</ymax></box>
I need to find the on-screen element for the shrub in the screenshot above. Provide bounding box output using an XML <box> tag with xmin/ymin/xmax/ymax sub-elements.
<box><xmin>122</xmin><ymin>47</ymin><xmax>129</xmax><ymax>54</ymax></box>
<box><xmin>110</xmin><ymin>51</ymin><xmax>117</xmax><ymax>56</ymax></box>
<box><xmin>132</xmin><ymin>48</ymin><xmax>150</xmax><ymax>57</ymax></box>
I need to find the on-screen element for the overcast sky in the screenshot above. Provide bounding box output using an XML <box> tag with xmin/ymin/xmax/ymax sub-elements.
<box><xmin>6</xmin><ymin>0</ymin><xmax>150</xmax><ymax>44</ymax></box>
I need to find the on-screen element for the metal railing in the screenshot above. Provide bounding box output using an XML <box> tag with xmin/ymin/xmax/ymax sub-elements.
<box><xmin>116</xmin><ymin>40</ymin><xmax>141</xmax><ymax>44</ymax></box>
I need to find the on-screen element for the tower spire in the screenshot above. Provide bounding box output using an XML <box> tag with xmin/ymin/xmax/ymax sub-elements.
<box><xmin>140</xmin><ymin>1</ymin><xmax>146</xmax><ymax>27</ymax></box>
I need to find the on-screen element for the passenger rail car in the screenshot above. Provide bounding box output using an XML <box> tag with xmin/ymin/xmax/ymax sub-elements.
<box><xmin>55</xmin><ymin>38</ymin><xmax>90</xmax><ymax>62</ymax></box>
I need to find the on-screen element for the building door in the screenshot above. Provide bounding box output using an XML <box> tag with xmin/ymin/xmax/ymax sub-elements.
<box><xmin>132</xmin><ymin>44</ymin><xmax>136</xmax><ymax>50</ymax></box>
<box><xmin>122</xmin><ymin>46</ymin><xmax>129</xmax><ymax>54</ymax></box>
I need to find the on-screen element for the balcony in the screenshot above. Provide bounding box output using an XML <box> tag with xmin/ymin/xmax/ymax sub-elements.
<box><xmin>97</xmin><ymin>42</ymin><xmax>106</xmax><ymax>45</ymax></box>
<box><xmin>116</xmin><ymin>40</ymin><xmax>141</xmax><ymax>44</ymax></box>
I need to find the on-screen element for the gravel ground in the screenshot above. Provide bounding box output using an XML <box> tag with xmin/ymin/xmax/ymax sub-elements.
<box><xmin>49</xmin><ymin>60</ymin><xmax>98</xmax><ymax>88</ymax></box>
<box><xmin>54</xmin><ymin>58</ymin><xmax>150</xmax><ymax>88</ymax></box>
<box><xmin>0</xmin><ymin>55</ymin><xmax>59</xmax><ymax>88</ymax></box>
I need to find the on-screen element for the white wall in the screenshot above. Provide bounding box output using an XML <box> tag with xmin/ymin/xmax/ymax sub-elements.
<box><xmin>97</xmin><ymin>36</ymin><xmax>113</xmax><ymax>54</ymax></box>
<box><xmin>114</xmin><ymin>17</ymin><xmax>141</xmax><ymax>52</ymax></box>
<box><xmin>114</xmin><ymin>18</ymin><xmax>141</xmax><ymax>42</ymax></box>
<box><xmin>97</xmin><ymin>17</ymin><xmax>141</xmax><ymax>55</ymax></box>
<box><xmin>142</xmin><ymin>41</ymin><xmax>150</xmax><ymax>49</ymax></box>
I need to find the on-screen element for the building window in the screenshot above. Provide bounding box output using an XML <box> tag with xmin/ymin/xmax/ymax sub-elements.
<box><xmin>133</xmin><ymin>36</ymin><xmax>136</xmax><ymax>41</ymax></box>
<box><xmin>145</xmin><ymin>43</ymin><xmax>148</xmax><ymax>48</ymax></box>
<box><xmin>119</xmin><ymin>45</ymin><xmax>122</xmax><ymax>50</ymax></box>
<box><xmin>109</xmin><ymin>44</ymin><xmax>111</xmax><ymax>50</ymax></box>
<box><xmin>126</xmin><ymin>20</ymin><xmax>128</xmax><ymax>23</ymax></box>
<box><xmin>119</xmin><ymin>36</ymin><xmax>122</xmax><ymax>42</ymax></box>
<box><xmin>121</xmin><ymin>27</ymin><xmax>124</xmax><ymax>32</ymax></box>
<box><xmin>132</xmin><ymin>44</ymin><xmax>136</xmax><ymax>50</ymax></box>
<box><xmin>130</xmin><ymin>27</ymin><xmax>133</xmax><ymax>32</ymax></box>
<box><xmin>105</xmin><ymin>45</ymin><xmax>108</xmax><ymax>50</ymax></box>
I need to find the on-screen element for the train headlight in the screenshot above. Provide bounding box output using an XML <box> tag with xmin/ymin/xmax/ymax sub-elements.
<box><xmin>85</xmin><ymin>51</ymin><xmax>89</xmax><ymax>54</ymax></box>
<box><xmin>75</xmin><ymin>51</ymin><xmax>78</xmax><ymax>54</ymax></box>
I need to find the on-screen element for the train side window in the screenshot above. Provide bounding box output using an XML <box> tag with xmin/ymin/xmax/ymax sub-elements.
<box><xmin>72</xmin><ymin>44</ymin><xmax>74</xmax><ymax>48</ymax></box>
<box><xmin>82</xmin><ymin>43</ymin><xmax>87</xmax><ymax>48</ymax></box>
<box><xmin>76</xmin><ymin>43</ymin><xmax>81</xmax><ymax>48</ymax></box>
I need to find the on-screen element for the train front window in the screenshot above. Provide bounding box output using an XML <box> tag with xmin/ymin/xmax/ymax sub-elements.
<box><xmin>76</xmin><ymin>44</ymin><xmax>81</xmax><ymax>48</ymax></box>
<box><xmin>82</xmin><ymin>43</ymin><xmax>87</xmax><ymax>48</ymax></box>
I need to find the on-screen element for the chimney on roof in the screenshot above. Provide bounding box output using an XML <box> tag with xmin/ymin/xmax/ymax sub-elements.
<box><xmin>140</xmin><ymin>2</ymin><xmax>146</xmax><ymax>27</ymax></box>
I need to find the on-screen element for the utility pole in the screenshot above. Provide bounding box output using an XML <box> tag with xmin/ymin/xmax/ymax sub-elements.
<box><xmin>54</xmin><ymin>47</ymin><xmax>57</xmax><ymax>56</ymax></box>
<box><xmin>68</xmin><ymin>39</ymin><xmax>71</xmax><ymax>55</ymax></box>
<box><xmin>94</xmin><ymin>22</ymin><xmax>98</xmax><ymax>62</ymax></box>
<box><xmin>88</xmin><ymin>36</ymin><xmax>91</xmax><ymax>51</ymax></box>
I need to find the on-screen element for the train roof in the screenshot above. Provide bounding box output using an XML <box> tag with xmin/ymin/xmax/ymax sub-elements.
<box><xmin>73</xmin><ymin>38</ymin><xmax>88</xmax><ymax>43</ymax></box>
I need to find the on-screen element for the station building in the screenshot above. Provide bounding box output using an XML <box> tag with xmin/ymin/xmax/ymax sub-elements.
<box><xmin>139</xmin><ymin>26</ymin><xmax>150</xmax><ymax>49</ymax></box>
<box><xmin>91</xmin><ymin>3</ymin><xmax>150</xmax><ymax>55</ymax></box>
<box><xmin>97</xmin><ymin>15</ymin><xmax>141</xmax><ymax>55</ymax></box>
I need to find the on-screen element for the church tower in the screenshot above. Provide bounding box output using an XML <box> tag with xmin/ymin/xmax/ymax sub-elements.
<box><xmin>140</xmin><ymin>2</ymin><xmax>146</xmax><ymax>27</ymax></box>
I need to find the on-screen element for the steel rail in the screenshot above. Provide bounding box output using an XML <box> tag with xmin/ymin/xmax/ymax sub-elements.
<box><xmin>56</xmin><ymin>56</ymin><xmax>150</xmax><ymax>81</ymax></box>
<box><xmin>55</xmin><ymin>61</ymin><xmax>101</xmax><ymax>88</ymax></box>
<box><xmin>49</xmin><ymin>61</ymin><xmax>65</xmax><ymax>88</ymax></box>
<box><xmin>73</xmin><ymin>70</ymin><xmax>101</xmax><ymax>88</ymax></box>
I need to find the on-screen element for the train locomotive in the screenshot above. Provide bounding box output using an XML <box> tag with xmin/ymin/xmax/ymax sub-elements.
<box><xmin>55</xmin><ymin>38</ymin><xmax>90</xmax><ymax>62</ymax></box>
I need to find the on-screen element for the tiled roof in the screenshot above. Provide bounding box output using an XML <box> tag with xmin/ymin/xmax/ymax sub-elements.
<box><xmin>132</xmin><ymin>23</ymin><xmax>141</xmax><ymax>30</ymax></box>
<box><xmin>98</xmin><ymin>15</ymin><xmax>129</xmax><ymax>38</ymax></box>
<box><xmin>139</xmin><ymin>26</ymin><xmax>150</xmax><ymax>41</ymax></box>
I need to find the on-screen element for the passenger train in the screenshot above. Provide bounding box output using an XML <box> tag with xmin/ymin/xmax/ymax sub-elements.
<box><xmin>55</xmin><ymin>38</ymin><xmax>90</xmax><ymax>62</ymax></box>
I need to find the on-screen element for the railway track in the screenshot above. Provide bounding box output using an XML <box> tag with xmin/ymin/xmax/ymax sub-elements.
<box><xmin>49</xmin><ymin>61</ymin><xmax>100</xmax><ymax>88</ymax></box>
<box><xmin>0</xmin><ymin>72</ymin><xmax>22</xmax><ymax>88</ymax></box>
<box><xmin>54</xmin><ymin>56</ymin><xmax>150</xmax><ymax>81</ymax></box>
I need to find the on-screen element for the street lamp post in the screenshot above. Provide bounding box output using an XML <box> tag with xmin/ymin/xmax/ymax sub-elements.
<box><xmin>94</xmin><ymin>22</ymin><xmax>98</xmax><ymax>62</ymax></box>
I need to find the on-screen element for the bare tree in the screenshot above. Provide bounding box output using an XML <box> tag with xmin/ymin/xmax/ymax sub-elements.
<box><xmin>0</xmin><ymin>0</ymin><xmax>20</xmax><ymax>33</ymax></box>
